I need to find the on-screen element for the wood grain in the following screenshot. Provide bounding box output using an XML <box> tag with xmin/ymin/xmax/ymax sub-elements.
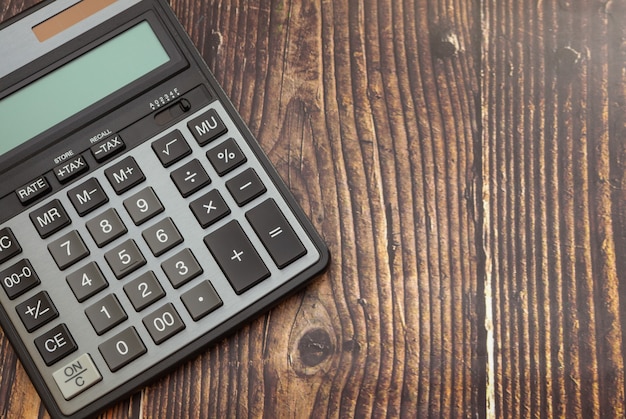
<box><xmin>2</xmin><ymin>0</ymin><xmax>623</xmax><ymax>418</ymax></box>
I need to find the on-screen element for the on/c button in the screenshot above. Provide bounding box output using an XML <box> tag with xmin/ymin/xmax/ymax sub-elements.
<box><xmin>52</xmin><ymin>353</ymin><xmax>102</xmax><ymax>400</ymax></box>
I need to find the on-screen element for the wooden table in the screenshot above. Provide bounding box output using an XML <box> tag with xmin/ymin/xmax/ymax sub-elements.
<box><xmin>1</xmin><ymin>0</ymin><xmax>625</xmax><ymax>417</ymax></box>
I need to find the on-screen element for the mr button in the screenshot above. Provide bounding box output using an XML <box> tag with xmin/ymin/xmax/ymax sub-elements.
<box><xmin>0</xmin><ymin>228</ymin><xmax>21</xmax><ymax>264</ymax></box>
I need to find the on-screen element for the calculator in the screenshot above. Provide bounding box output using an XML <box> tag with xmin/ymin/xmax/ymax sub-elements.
<box><xmin>0</xmin><ymin>0</ymin><xmax>329</xmax><ymax>417</ymax></box>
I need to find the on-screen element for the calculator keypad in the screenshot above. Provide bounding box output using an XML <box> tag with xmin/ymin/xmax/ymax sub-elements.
<box><xmin>0</xmin><ymin>101</ymin><xmax>321</xmax><ymax>414</ymax></box>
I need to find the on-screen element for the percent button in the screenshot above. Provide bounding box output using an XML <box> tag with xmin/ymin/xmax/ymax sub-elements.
<box><xmin>207</xmin><ymin>138</ymin><xmax>247</xmax><ymax>176</ymax></box>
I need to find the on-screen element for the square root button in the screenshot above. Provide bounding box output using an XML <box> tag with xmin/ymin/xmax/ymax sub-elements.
<box><xmin>53</xmin><ymin>353</ymin><xmax>102</xmax><ymax>400</ymax></box>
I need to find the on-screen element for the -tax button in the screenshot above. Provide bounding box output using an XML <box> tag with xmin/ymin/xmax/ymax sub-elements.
<box><xmin>0</xmin><ymin>228</ymin><xmax>21</xmax><ymax>264</ymax></box>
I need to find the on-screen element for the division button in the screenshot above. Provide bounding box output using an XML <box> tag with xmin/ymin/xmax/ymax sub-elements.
<box><xmin>53</xmin><ymin>353</ymin><xmax>102</xmax><ymax>400</ymax></box>
<box><xmin>99</xmin><ymin>327</ymin><xmax>146</xmax><ymax>372</ymax></box>
<box><xmin>204</xmin><ymin>221</ymin><xmax>270</xmax><ymax>294</ymax></box>
<box><xmin>29</xmin><ymin>199</ymin><xmax>71</xmax><ymax>238</ymax></box>
<box><xmin>16</xmin><ymin>176</ymin><xmax>50</xmax><ymax>205</ymax></box>
<box><xmin>152</xmin><ymin>130</ymin><xmax>191</xmax><ymax>167</ymax></box>
<box><xmin>91</xmin><ymin>134</ymin><xmax>125</xmax><ymax>163</ymax></box>
<box><xmin>189</xmin><ymin>189</ymin><xmax>230</xmax><ymax>228</ymax></box>
<box><xmin>16</xmin><ymin>291</ymin><xmax>59</xmax><ymax>332</ymax></box>
<box><xmin>0</xmin><ymin>259</ymin><xmax>40</xmax><ymax>300</ymax></box>
<box><xmin>170</xmin><ymin>159</ymin><xmax>211</xmax><ymax>197</ymax></box>
<box><xmin>35</xmin><ymin>324</ymin><xmax>78</xmax><ymax>366</ymax></box>
<box><xmin>225</xmin><ymin>168</ymin><xmax>266</xmax><ymax>206</ymax></box>
<box><xmin>105</xmin><ymin>156</ymin><xmax>145</xmax><ymax>195</ymax></box>
<box><xmin>181</xmin><ymin>281</ymin><xmax>222</xmax><ymax>321</ymax></box>
<box><xmin>67</xmin><ymin>178</ymin><xmax>109</xmax><ymax>216</ymax></box>
<box><xmin>48</xmin><ymin>230</ymin><xmax>90</xmax><ymax>270</ymax></box>
<box><xmin>0</xmin><ymin>228</ymin><xmax>22</xmax><ymax>264</ymax></box>
<box><xmin>246</xmin><ymin>199</ymin><xmax>307</xmax><ymax>268</ymax></box>
<box><xmin>187</xmin><ymin>108</ymin><xmax>228</xmax><ymax>146</ymax></box>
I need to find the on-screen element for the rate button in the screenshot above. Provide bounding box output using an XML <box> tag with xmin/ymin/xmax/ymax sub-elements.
<box><xmin>16</xmin><ymin>176</ymin><xmax>50</xmax><ymax>205</ymax></box>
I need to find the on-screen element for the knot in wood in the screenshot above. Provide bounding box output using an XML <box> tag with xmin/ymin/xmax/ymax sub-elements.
<box><xmin>298</xmin><ymin>328</ymin><xmax>333</xmax><ymax>368</ymax></box>
<box><xmin>432</xmin><ymin>28</ymin><xmax>460</xmax><ymax>58</ymax></box>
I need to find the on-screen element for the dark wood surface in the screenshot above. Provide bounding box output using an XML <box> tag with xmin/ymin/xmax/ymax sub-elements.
<box><xmin>0</xmin><ymin>0</ymin><xmax>624</xmax><ymax>417</ymax></box>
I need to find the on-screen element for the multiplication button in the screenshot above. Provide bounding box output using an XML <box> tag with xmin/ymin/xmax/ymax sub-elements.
<box><xmin>53</xmin><ymin>353</ymin><xmax>102</xmax><ymax>400</ymax></box>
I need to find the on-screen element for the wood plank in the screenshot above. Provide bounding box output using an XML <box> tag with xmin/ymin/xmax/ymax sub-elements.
<box><xmin>0</xmin><ymin>0</ymin><xmax>479</xmax><ymax>417</ymax></box>
<box><xmin>481</xmin><ymin>0</ymin><xmax>626</xmax><ymax>416</ymax></box>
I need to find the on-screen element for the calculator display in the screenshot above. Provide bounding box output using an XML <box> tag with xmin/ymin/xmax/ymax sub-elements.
<box><xmin>0</xmin><ymin>21</ymin><xmax>169</xmax><ymax>155</ymax></box>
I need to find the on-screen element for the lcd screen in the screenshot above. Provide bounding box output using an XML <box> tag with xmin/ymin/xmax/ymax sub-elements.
<box><xmin>0</xmin><ymin>21</ymin><xmax>169</xmax><ymax>156</ymax></box>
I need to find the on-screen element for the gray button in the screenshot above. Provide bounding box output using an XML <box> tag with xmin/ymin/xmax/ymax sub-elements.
<box><xmin>104</xmin><ymin>239</ymin><xmax>146</xmax><ymax>279</ymax></box>
<box><xmin>66</xmin><ymin>262</ymin><xmax>108</xmax><ymax>302</ymax></box>
<box><xmin>142</xmin><ymin>218</ymin><xmax>183</xmax><ymax>257</ymax></box>
<box><xmin>48</xmin><ymin>230</ymin><xmax>90</xmax><ymax>270</ymax></box>
<box><xmin>85</xmin><ymin>294</ymin><xmax>127</xmax><ymax>335</ymax></box>
<box><xmin>86</xmin><ymin>208</ymin><xmax>127</xmax><ymax>248</ymax></box>
<box><xmin>181</xmin><ymin>281</ymin><xmax>222</xmax><ymax>321</ymax></box>
<box><xmin>123</xmin><ymin>187</ymin><xmax>164</xmax><ymax>225</ymax></box>
<box><xmin>29</xmin><ymin>199</ymin><xmax>71</xmax><ymax>238</ymax></box>
<box><xmin>52</xmin><ymin>353</ymin><xmax>102</xmax><ymax>400</ymax></box>
<box><xmin>123</xmin><ymin>271</ymin><xmax>165</xmax><ymax>311</ymax></box>
<box><xmin>142</xmin><ymin>303</ymin><xmax>185</xmax><ymax>344</ymax></box>
<box><xmin>99</xmin><ymin>327</ymin><xmax>146</xmax><ymax>372</ymax></box>
<box><xmin>161</xmin><ymin>248</ymin><xmax>203</xmax><ymax>289</ymax></box>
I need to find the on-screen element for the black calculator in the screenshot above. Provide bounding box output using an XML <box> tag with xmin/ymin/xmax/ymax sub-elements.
<box><xmin>0</xmin><ymin>0</ymin><xmax>329</xmax><ymax>417</ymax></box>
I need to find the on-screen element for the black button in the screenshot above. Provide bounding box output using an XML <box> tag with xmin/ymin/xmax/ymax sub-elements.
<box><xmin>34</xmin><ymin>324</ymin><xmax>78</xmax><ymax>366</ymax></box>
<box><xmin>187</xmin><ymin>108</ymin><xmax>227</xmax><ymax>146</ymax></box>
<box><xmin>16</xmin><ymin>176</ymin><xmax>50</xmax><ymax>205</ymax></box>
<box><xmin>54</xmin><ymin>155</ymin><xmax>88</xmax><ymax>183</ymax></box>
<box><xmin>189</xmin><ymin>189</ymin><xmax>230</xmax><ymax>228</ymax></box>
<box><xmin>0</xmin><ymin>228</ymin><xmax>21</xmax><ymax>264</ymax></box>
<box><xmin>170</xmin><ymin>159</ymin><xmax>211</xmax><ymax>197</ymax></box>
<box><xmin>105</xmin><ymin>156</ymin><xmax>145</xmax><ymax>195</ymax></box>
<box><xmin>181</xmin><ymin>281</ymin><xmax>222</xmax><ymax>321</ymax></box>
<box><xmin>206</xmin><ymin>138</ymin><xmax>246</xmax><ymax>175</ymax></box>
<box><xmin>225</xmin><ymin>168</ymin><xmax>266</xmax><ymax>206</ymax></box>
<box><xmin>152</xmin><ymin>130</ymin><xmax>192</xmax><ymax>167</ymax></box>
<box><xmin>67</xmin><ymin>178</ymin><xmax>109</xmax><ymax>216</ymax></box>
<box><xmin>29</xmin><ymin>199</ymin><xmax>71</xmax><ymax>238</ymax></box>
<box><xmin>246</xmin><ymin>199</ymin><xmax>307</xmax><ymax>268</ymax></box>
<box><xmin>91</xmin><ymin>135</ymin><xmax>125</xmax><ymax>162</ymax></box>
<box><xmin>204</xmin><ymin>221</ymin><xmax>269</xmax><ymax>294</ymax></box>
<box><xmin>16</xmin><ymin>291</ymin><xmax>59</xmax><ymax>332</ymax></box>
<box><xmin>0</xmin><ymin>259</ymin><xmax>40</xmax><ymax>300</ymax></box>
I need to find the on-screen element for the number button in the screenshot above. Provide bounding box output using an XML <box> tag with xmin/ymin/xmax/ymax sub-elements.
<box><xmin>99</xmin><ymin>327</ymin><xmax>146</xmax><ymax>372</ymax></box>
<box><xmin>0</xmin><ymin>259</ymin><xmax>40</xmax><ymax>300</ymax></box>
<box><xmin>161</xmin><ymin>248</ymin><xmax>203</xmax><ymax>288</ymax></box>
<box><xmin>142</xmin><ymin>218</ymin><xmax>183</xmax><ymax>257</ymax></box>
<box><xmin>66</xmin><ymin>262</ymin><xmax>108</xmax><ymax>302</ymax></box>
<box><xmin>142</xmin><ymin>303</ymin><xmax>185</xmax><ymax>344</ymax></box>
<box><xmin>16</xmin><ymin>291</ymin><xmax>59</xmax><ymax>332</ymax></box>
<box><xmin>123</xmin><ymin>271</ymin><xmax>165</xmax><ymax>311</ymax></box>
<box><xmin>85</xmin><ymin>294</ymin><xmax>127</xmax><ymax>335</ymax></box>
<box><xmin>123</xmin><ymin>187</ymin><xmax>164</xmax><ymax>225</ymax></box>
<box><xmin>104</xmin><ymin>240</ymin><xmax>146</xmax><ymax>279</ymax></box>
<box><xmin>86</xmin><ymin>208</ymin><xmax>128</xmax><ymax>247</ymax></box>
<box><xmin>48</xmin><ymin>230</ymin><xmax>90</xmax><ymax>270</ymax></box>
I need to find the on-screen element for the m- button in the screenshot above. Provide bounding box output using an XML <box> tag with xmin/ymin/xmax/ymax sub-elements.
<box><xmin>0</xmin><ymin>228</ymin><xmax>21</xmax><ymax>264</ymax></box>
